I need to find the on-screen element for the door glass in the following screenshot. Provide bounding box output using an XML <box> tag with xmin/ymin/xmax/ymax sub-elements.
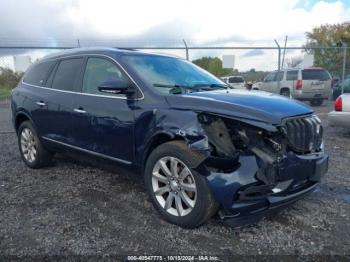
<box><xmin>264</xmin><ymin>72</ymin><xmax>276</xmax><ymax>82</ymax></box>
<box><xmin>82</xmin><ymin>57</ymin><xmax>128</xmax><ymax>96</ymax></box>
<box><xmin>23</xmin><ymin>61</ymin><xmax>56</xmax><ymax>86</ymax></box>
<box><xmin>286</xmin><ymin>70</ymin><xmax>298</xmax><ymax>81</ymax></box>
<box><xmin>52</xmin><ymin>58</ymin><xmax>84</xmax><ymax>91</ymax></box>
<box><xmin>276</xmin><ymin>71</ymin><xmax>284</xmax><ymax>81</ymax></box>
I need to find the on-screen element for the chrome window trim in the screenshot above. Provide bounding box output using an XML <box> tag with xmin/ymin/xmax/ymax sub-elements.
<box><xmin>22</xmin><ymin>53</ymin><xmax>145</xmax><ymax>100</ymax></box>
<box><xmin>42</xmin><ymin>136</ymin><xmax>132</xmax><ymax>165</ymax></box>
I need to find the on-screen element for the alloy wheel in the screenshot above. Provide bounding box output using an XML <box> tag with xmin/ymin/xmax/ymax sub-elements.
<box><xmin>20</xmin><ymin>128</ymin><xmax>37</xmax><ymax>163</ymax></box>
<box><xmin>151</xmin><ymin>156</ymin><xmax>197</xmax><ymax>217</ymax></box>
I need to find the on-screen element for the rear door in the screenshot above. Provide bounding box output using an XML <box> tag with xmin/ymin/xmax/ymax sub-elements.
<box><xmin>41</xmin><ymin>57</ymin><xmax>85</xmax><ymax>144</ymax></box>
<box><xmin>70</xmin><ymin>56</ymin><xmax>136</xmax><ymax>163</ymax></box>
<box><xmin>270</xmin><ymin>71</ymin><xmax>284</xmax><ymax>94</ymax></box>
<box><xmin>286</xmin><ymin>70</ymin><xmax>299</xmax><ymax>92</ymax></box>
<box><xmin>22</xmin><ymin>60</ymin><xmax>57</xmax><ymax>137</ymax></box>
<box><xmin>302</xmin><ymin>69</ymin><xmax>331</xmax><ymax>95</ymax></box>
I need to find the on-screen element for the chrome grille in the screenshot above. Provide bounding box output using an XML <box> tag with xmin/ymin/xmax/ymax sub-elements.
<box><xmin>283</xmin><ymin>115</ymin><xmax>323</xmax><ymax>154</ymax></box>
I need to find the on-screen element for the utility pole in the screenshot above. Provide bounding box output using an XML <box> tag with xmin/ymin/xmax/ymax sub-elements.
<box><xmin>183</xmin><ymin>39</ymin><xmax>189</xmax><ymax>61</ymax></box>
<box><xmin>77</xmin><ymin>39</ymin><xmax>81</xmax><ymax>48</ymax></box>
<box><xmin>274</xmin><ymin>39</ymin><xmax>281</xmax><ymax>90</ymax></box>
<box><xmin>342</xmin><ymin>43</ymin><xmax>347</xmax><ymax>94</ymax></box>
<box><xmin>281</xmin><ymin>35</ymin><xmax>288</xmax><ymax>69</ymax></box>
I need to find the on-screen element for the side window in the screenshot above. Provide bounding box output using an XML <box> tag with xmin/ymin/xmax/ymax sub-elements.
<box><xmin>264</xmin><ymin>72</ymin><xmax>276</xmax><ymax>82</ymax></box>
<box><xmin>23</xmin><ymin>61</ymin><xmax>56</xmax><ymax>86</ymax></box>
<box><xmin>51</xmin><ymin>58</ymin><xmax>84</xmax><ymax>91</ymax></box>
<box><xmin>82</xmin><ymin>57</ymin><xmax>128</xmax><ymax>96</ymax></box>
<box><xmin>286</xmin><ymin>70</ymin><xmax>298</xmax><ymax>81</ymax></box>
<box><xmin>276</xmin><ymin>71</ymin><xmax>284</xmax><ymax>81</ymax></box>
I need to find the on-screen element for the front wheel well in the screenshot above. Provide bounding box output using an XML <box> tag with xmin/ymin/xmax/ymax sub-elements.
<box><xmin>143</xmin><ymin>133</ymin><xmax>185</xmax><ymax>167</ymax></box>
<box><xmin>15</xmin><ymin>113</ymin><xmax>30</xmax><ymax>133</ymax></box>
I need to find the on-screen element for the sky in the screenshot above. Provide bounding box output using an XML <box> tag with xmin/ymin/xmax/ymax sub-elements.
<box><xmin>0</xmin><ymin>0</ymin><xmax>350</xmax><ymax>71</ymax></box>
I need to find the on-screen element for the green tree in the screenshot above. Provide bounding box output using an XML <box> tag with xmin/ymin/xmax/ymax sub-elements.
<box><xmin>0</xmin><ymin>67</ymin><xmax>23</xmax><ymax>89</ymax></box>
<box><xmin>0</xmin><ymin>67</ymin><xmax>23</xmax><ymax>100</ymax></box>
<box><xmin>192</xmin><ymin>57</ymin><xmax>234</xmax><ymax>77</ymax></box>
<box><xmin>241</xmin><ymin>69</ymin><xmax>268</xmax><ymax>82</ymax></box>
<box><xmin>305</xmin><ymin>22</ymin><xmax>350</xmax><ymax>76</ymax></box>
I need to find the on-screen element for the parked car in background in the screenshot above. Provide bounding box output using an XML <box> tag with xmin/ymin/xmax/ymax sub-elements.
<box><xmin>332</xmin><ymin>79</ymin><xmax>350</xmax><ymax>100</ymax></box>
<box><xmin>332</xmin><ymin>76</ymin><xmax>341</xmax><ymax>88</ymax></box>
<box><xmin>257</xmin><ymin>68</ymin><xmax>332</xmax><ymax>106</ymax></box>
<box><xmin>11</xmin><ymin>48</ymin><xmax>328</xmax><ymax>228</ymax></box>
<box><xmin>252</xmin><ymin>81</ymin><xmax>262</xmax><ymax>90</ymax></box>
<box><xmin>222</xmin><ymin>76</ymin><xmax>246</xmax><ymax>89</ymax></box>
<box><xmin>328</xmin><ymin>94</ymin><xmax>350</xmax><ymax>128</ymax></box>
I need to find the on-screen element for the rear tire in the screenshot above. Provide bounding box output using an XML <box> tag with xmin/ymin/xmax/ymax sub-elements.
<box><xmin>310</xmin><ymin>99</ymin><xmax>323</xmax><ymax>106</ymax></box>
<box><xmin>280</xmin><ymin>89</ymin><xmax>291</xmax><ymax>98</ymax></box>
<box><xmin>18</xmin><ymin>121</ymin><xmax>53</xmax><ymax>169</ymax></box>
<box><xmin>144</xmin><ymin>141</ymin><xmax>219</xmax><ymax>228</ymax></box>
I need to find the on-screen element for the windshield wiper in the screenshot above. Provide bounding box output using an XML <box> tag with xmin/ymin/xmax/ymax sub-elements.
<box><xmin>153</xmin><ymin>83</ymin><xmax>197</xmax><ymax>94</ymax></box>
<box><xmin>192</xmin><ymin>83</ymin><xmax>229</xmax><ymax>89</ymax></box>
<box><xmin>153</xmin><ymin>83</ymin><xmax>191</xmax><ymax>89</ymax></box>
<box><xmin>153</xmin><ymin>83</ymin><xmax>228</xmax><ymax>94</ymax></box>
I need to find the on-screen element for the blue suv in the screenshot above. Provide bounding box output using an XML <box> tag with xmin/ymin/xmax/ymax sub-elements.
<box><xmin>11</xmin><ymin>48</ymin><xmax>328</xmax><ymax>228</ymax></box>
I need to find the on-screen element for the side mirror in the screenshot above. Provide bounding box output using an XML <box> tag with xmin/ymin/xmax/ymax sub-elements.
<box><xmin>98</xmin><ymin>78</ymin><xmax>133</xmax><ymax>94</ymax></box>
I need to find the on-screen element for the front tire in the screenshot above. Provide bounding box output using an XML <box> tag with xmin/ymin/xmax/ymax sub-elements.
<box><xmin>144</xmin><ymin>141</ymin><xmax>218</xmax><ymax>228</ymax></box>
<box><xmin>18</xmin><ymin>121</ymin><xmax>53</xmax><ymax>169</ymax></box>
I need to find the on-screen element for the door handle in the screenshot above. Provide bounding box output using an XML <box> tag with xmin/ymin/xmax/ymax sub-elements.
<box><xmin>73</xmin><ymin>108</ymin><xmax>87</xmax><ymax>114</ymax></box>
<box><xmin>36</xmin><ymin>101</ymin><xmax>46</xmax><ymax>107</ymax></box>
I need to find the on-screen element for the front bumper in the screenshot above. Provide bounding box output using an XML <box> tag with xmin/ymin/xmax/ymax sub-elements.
<box><xmin>206</xmin><ymin>152</ymin><xmax>329</xmax><ymax>227</ymax></box>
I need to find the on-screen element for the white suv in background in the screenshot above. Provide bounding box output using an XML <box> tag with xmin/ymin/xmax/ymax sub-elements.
<box><xmin>257</xmin><ymin>68</ymin><xmax>332</xmax><ymax>106</ymax></box>
<box><xmin>222</xmin><ymin>76</ymin><xmax>246</xmax><ymax>89</ymax></box>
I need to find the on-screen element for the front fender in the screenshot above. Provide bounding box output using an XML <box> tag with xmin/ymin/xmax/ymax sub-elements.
<box><xmin>134</xmin><ymin>108</ymin><xmax>211</xmax><ymax>167</ymax></box>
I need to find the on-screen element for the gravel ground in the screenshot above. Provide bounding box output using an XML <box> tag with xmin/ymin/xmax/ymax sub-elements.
<box><xmin>0</xmin><ymin>100</ymin><xmax>349</xmax><ymax>257</ymax></box>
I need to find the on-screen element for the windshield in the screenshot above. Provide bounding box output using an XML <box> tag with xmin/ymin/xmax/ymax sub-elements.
<box><xmin>122</xmin><ymin>55</ymin><xmax>227</xmax><ymax>94</ymax></box>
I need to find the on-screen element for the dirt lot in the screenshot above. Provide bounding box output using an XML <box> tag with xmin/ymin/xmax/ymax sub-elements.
<box><xmin>0</xmin><ymin>100</ymin><xmax>349</xmax><ymax>258</ymax></box>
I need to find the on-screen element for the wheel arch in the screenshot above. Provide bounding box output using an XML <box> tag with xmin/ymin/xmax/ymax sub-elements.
<box><xmin>280</xmin><ymin>87</ymin><xmax>291</xmax><ymax>94</ymax></box>
<box><xmin>14</xmin><ymin>110</ymin><xmax>34</xmax><ymax>133</ymax></box>
<box><xmin>142</xmin><ymin>131</ymin><xmax>186</xmax><ymax>168</ymax></box>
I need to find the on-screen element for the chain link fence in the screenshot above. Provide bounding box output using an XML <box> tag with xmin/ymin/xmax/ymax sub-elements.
<box><xmin>0</xmin><ymin>42</ymin><xmax>349</xmax><ymax>102</ymax></box>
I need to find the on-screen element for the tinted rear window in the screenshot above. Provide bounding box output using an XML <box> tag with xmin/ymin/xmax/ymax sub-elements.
<box><xmin>51</xmin><ymin>58</ymin><xmax>84</xmax><ymax>91</ymax></box>
<box><xmin>302</xmin><ymin>69</ymin><xmax>330</xmax><ymax>81</ymax></box>
<box><xmin>23</xmin><ymin>61</ymin><xmax>56</xmax><ymax>86</ymax></box>
<box><xmin>229</xmin><ymin>77</ymin><xmax>244</xmax><ymax>83</ymax></box>
<box><xmin>286</xmin><ymin>70</ymin><xmax>298</xmax><ymax>80</ymax></box>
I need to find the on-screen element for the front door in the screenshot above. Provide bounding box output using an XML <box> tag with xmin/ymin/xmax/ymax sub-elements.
<box><xmin>260</xmin><ymin>72</ymin><xmax>276</xmax><ymax>93</ymax></box>
<box><xmin>71</xmin><ymin>56</ymin><xmax>136</xmax><ymax>164</ymax></box>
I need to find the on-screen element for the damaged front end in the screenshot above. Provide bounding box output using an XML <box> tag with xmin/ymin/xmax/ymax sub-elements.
<box><xmin>190</xmin><ymin>113</ymin><xmax>328</xmax><ymax>226</ymax></box>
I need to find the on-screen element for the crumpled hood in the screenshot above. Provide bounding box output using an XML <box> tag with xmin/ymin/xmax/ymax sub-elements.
<box><xmin>166</xmin><ymin>89</ymin><xmax>313</xmax><ymax>125</ymax></box>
